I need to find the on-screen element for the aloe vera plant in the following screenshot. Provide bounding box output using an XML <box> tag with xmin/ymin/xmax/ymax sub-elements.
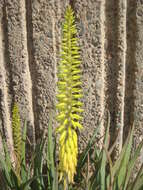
<box><xmin>56</xmin><ymin>5</ymin><xmax>83</xmax><ymax>188</ymax></box>
<box><xmin>1</xmin><ymin>5</ymin><xmax>143</xmax><ymax>190</ymax></box>
<box><xmin>0</xmin><ymin>104</ymin><xmax>51</xmax><ymax>190</ymax></box>
<box><xmin>70</xmin><ymin>114</ymin><xmax>143</xmax><ymax>190</ymax></box>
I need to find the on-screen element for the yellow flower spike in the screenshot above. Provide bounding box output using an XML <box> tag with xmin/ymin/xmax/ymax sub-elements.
<box><xmin>56</xmin><ymin>5</ymin><xmax>83</xmax><ymax>188</ymax></box>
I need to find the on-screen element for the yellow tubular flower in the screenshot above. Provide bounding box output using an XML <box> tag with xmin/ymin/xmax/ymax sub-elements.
<box><xmin>56</xmin><ymin>5</ymin><xmax>83</xmax><ymax>188</ymax></box>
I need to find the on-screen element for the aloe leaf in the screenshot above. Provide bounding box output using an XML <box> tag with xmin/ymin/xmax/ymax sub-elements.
<box><xmin>10</xmin><ymin>169</ymin><xmax>20</xmax><ymax>190</ymax></box>
<box><xmin>27</xmin><ymin>162</ymin><xmax>33</xmax><ymax>187</ymax></box>
<box><xmin>47</xmin><ymin>114</ymin><xmax>56</xmax><ymax>190</ymax></box>
<box><xmin>107</xmin><ymin>125</ymin><xmax>133</xmax><ymax>187</ymax></box>
<box><xmin>131</xmin><ymin>173</ymin><xmax>143</xmax><ymax>190</ymax></box>
<box><xmin>20</xmin><ymin>175</ymin><xmax>45</xmax><ymax>190</ymax></box>
<box><xmin>102</xmin><ymin>144</ymin><xmax>114</xmax><ymax>189</ymax></box>
<box><xmin>115</xmin><ymin>125</ymin><xmax>134</xmax><ymax>189</ymax></box>
<box><xmin>100</xmin><ymin>111</ymin><xmax>110</xmax><ymax>190</ymax></box>
<box><xmin>128</xmin><ymin>163</ymin><xmax>143</xmax><ymax>190</ymax></box>
<box><xmin>0</xmin><ymin>137</ymin><xmax>13</xmax><ymax>188</ymax></box>
<box><xmin>89</xmin><ymin>113</ymin><xmax>110</xmax><ymax>190</ymax></box>
<box><xmin>94</xmin><ymin>144</ymin><xmax>100</xmax><ymax>161</ymax></box>
<box><xmin>33</xmin><ymin>134</ymin><xmax>46</xmax><ymax>190</ymax></box>
<box><xmin>0</xmin><ymin>153</ymin><xmax>12</xmax><ymax>188</ymax></box>
<box><xmin>110</xmin><ymin>138</ymin><xmax>129</xmax><ymax>177</ymax></box>
<box><xmin>77</xmin><ymin>116</ymin><xmax>103</xmax><ymax>173</ymax></box>
<box><xmin>87</xmin><ymin>145</ymin><xmax>101</xmax><ymax>189</ymax></box>
<box><xmin>2</xmin><ymin>139</ymin><xmax>12</xmax><ymax>173</ymax></box>
<box><xmin>123</xmin><ymin>139</ymin><xmax>143</xmax><ymax>189</ymax></box>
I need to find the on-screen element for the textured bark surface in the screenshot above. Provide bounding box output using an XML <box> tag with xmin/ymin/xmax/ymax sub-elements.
<box><xmin>0</xmin><ymin>0</ymin><xmax>143</xmax><ymax>161</ymax></box>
